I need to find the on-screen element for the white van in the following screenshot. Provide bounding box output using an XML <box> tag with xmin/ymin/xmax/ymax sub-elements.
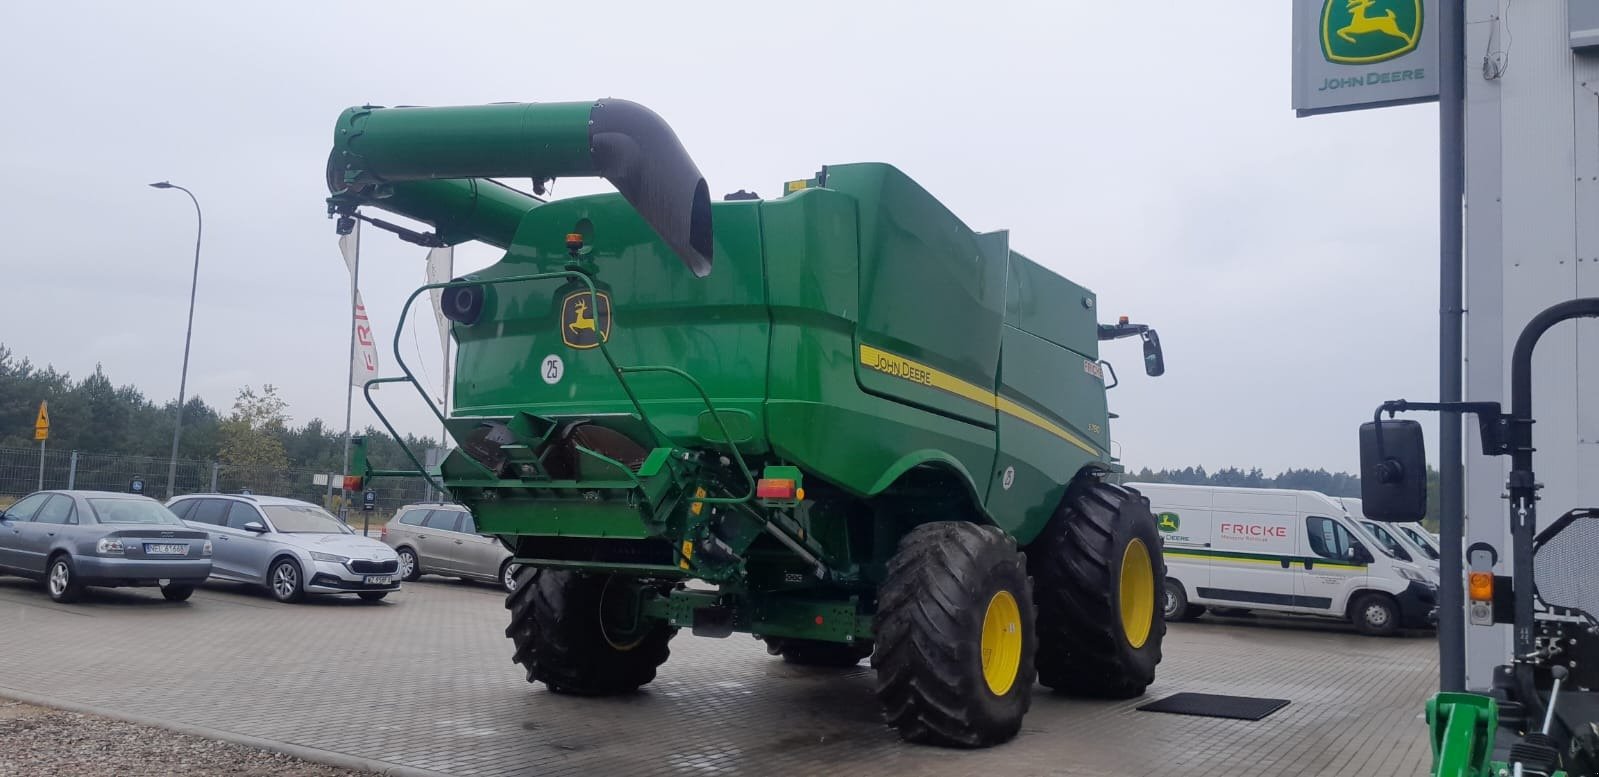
<box><xmin>1130</xmin><ymin>483</ymin><xmax>1439</xmax><ymax>635</ymax></box>
<box><xmin>1342</xmin><ymin>497</ymin><xmax>1442</xmax><ymax>565</ymax></box>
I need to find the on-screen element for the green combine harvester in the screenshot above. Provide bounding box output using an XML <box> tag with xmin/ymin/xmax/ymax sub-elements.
<box><xmin>329</xmin><ymin>98</ymin><xmax>1168</xmax><ymax>747</ymax></box>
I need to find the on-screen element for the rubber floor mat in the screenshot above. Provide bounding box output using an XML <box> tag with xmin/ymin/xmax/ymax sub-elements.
<box><xmin>1136</xmin><ymin>692</ymin><xmax>1290</xmax><ymax>721</ymax></box>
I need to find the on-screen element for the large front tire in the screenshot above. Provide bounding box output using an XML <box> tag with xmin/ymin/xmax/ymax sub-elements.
<box><xmin>504</xmin><ymin>569</ymin><xmax>675</xmax><ymax>695</ymax></box>
<box><xmin>1028</xmin><ymin>479</ymin><xmax>1166</xmax><ymax>698</ymax></box>
<box><xmin>873</xmin><ymin>521</ymin><xmax>1036</xmax><ymax>748</ymax></box>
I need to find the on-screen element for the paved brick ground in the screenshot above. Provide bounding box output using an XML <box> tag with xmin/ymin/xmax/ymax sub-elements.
<box><xmin>0</xmin><ymin>575</ymin><xmax>1436</xmax><ymax>776</ymax></box>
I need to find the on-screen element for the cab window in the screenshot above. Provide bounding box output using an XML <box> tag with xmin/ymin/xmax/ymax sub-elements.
<box><xmin>33</xmin><ymin>495</ymin><xmax>76</xmax><ymax>525</ymax></box>
<box><xmin>2</xmin><ymin>493</ymin><xmax>51</xmax><ymax>521</ymax></box>
<box><xmin>1306</xmin><ymin>516</ymin><xmax>1354</xmax><ymax>560</ymax></box>
<box><xmin>423</xmin><ymin>511</ymin><xmax>461</xmax><ymax>532</ymax></box>
<box><xmin>189</xmin><ymin>499</ymin><xmax>229</xmax><ymax>526</ymax></box>
<box><xmin>225</xmin><ymin>502</ymin><xmax>262</xmax><ymax>531</ymax></box>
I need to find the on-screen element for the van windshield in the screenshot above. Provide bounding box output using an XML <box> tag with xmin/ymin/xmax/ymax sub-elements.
<box><xmin>1359</xmin><ymin>521</ymin><xmax>1411</xmax><ymax>563</ymax></box>
<box><xmin>1397</xmin><ymin>526</ymin><xmax>1441</xmax><ymax>561</ymax></box>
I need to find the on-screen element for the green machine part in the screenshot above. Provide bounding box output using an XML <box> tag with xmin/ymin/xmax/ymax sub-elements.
<box><xmin>331</xmin><ymin>99</ymin><xmax>1164</xmax><ymax>748</ymax></box>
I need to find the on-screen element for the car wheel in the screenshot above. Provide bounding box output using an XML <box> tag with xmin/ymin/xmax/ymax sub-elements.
<box><xmin>46</xmin><ymin>555</ymin><xmax>85</xmax><ymax>604</ymax></box>
<box><xmin>500</xmin><ymin>560</ymin><xmax>520</xmax><ymax>593</ymax></box>
<box><xmin>161</xmin><ymin>584</ymin><xmax>195</xmax><ymax>602</ymax></box>
<box><xmin>358</xmin><ymin>591</ymin><xmax>388</xmax><ymax>602</ymax></box>
<box><xmin>268</xmin><ymin>558</ymin><xmax>306</xmax><ymax>604</ymax></box>
<box><xmin>397</xmin><ymin>548</ymin><xmax>421</xmax><ymax>582</ymax></box>
<box><xmin>1353</xmin><ymin>594</ymin><xmax>1399</xmax><ymax>636</ymax></box>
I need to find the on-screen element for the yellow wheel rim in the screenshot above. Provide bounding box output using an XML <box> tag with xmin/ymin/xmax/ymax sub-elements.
<box><xmin>980</xmin><ymin>590</ymin><xmax>1023</xmax><ymax>696</ymax></box>
<box><xmin>1120</xmin><ymin>538</ymin><xmax>1155</xmax><ymax>649</ymax></box>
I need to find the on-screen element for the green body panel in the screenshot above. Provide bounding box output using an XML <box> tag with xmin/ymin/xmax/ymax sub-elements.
<box><xmin>333</xmin><ymin>102</ymin><xmax>1131</xmax><ymax>642</ymax></box>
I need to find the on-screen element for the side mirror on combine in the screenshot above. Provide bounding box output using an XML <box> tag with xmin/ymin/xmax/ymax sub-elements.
<box><xmin>1358</xmin><ymin>418</ymin><xmax>1427</xmax><ymax>522</ymax></box>
<box><xmin>1142</xmin><ymin>330</ymin><xmax>1165</xmax><ymax>377</ymax></box>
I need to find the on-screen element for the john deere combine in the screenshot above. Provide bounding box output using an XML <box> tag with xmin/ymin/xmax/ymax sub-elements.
<box><xmin>329</xmin><ymin>99</ymin><xmax>1167</xmax><ymax>747</ymax></box>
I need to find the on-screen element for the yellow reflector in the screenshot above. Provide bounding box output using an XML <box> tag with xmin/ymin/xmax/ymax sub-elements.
<box><xmin>679</xmin><ymin>540</ymin><xmax>694</xmax><ymax>570</ymax></box>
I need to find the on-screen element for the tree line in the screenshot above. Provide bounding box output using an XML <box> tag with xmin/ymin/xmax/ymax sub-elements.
<box><xmin>0</xmin><ymin>345</ymin><xmax>437</xmax><ymax>473</ymax></box>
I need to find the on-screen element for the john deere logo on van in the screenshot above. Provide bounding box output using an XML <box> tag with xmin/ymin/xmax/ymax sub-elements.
<box><xmin>1157</xmin><ymin>512</ymin><xmax>1180</xmax><ymax>533</ymax></box>
<box><xmin>1321</xmin><ymin>0</ymin><xmax>1422</xmax><ymax>65</ymax></box>
<box><xmin>560</xmin><ymin>290</ymin><xmax>612</xmax><ymax>349</ymax></box>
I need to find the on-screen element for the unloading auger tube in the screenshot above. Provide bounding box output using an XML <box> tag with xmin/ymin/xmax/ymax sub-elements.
<box><xmin>325</xmin><ymin>99</ymin><xmax>713</xmax><ymax>275</ymax></box>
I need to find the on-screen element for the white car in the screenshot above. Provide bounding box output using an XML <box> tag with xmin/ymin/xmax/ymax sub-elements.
<box><xmin>166</xmin><ymin>493</ymin><xmax>401</xmax><ymax>603</ymax></box>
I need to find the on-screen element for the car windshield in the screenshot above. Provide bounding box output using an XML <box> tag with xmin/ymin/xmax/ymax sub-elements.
<box><xmin>88</xmin><ymin>498</ymin><xmax>181</xmax><ymax>525</ymax></box>
<box><xmin>262</xmin><ymin>505</ymin><xmax>351</xmax><ymax>534</ymax></box>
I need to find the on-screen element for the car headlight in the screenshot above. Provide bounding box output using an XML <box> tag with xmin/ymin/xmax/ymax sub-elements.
<box><xmin>201</xmin><ymin>540</ymin><xmax>213</xmax><ymax>557</ymax></box>
<box><xmin>310</xmin><ymin>551</ymin><xmax>350</xmax><ymax>564</ymax></box>
<box><xmin>1398</xmin><ymin>567</ymin><xmax>1431</xmax><ymax>584</ymax></box>
<box><xmin>96</xmin><ymin>537</ymin><xmax>125</xmax><ymax>555</ymax></box>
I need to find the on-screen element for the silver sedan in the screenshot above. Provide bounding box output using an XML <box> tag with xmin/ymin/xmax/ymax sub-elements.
<box><xmin>0</xmin><ymin>490</ymin><xmax>213</xmax><ymax>603</ymax></box>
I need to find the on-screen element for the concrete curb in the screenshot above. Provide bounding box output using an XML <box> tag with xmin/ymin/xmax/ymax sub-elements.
<box><xmin>0</xmin><ymin>686</ymin><xmax>454</xmax><ymax>777</ymax></box>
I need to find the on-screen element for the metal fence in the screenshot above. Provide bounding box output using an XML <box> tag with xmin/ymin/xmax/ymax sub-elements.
<box><xmin>0</xmin><ymin>446</ymin><xmax>434</xmax><ymax>522</ymax></box>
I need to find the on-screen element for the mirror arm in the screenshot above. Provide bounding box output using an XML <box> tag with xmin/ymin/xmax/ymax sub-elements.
<box><xmin>1371</xmin><ymin>400</ymin><xmax>1508</xmax><ymax>458</ymax></box>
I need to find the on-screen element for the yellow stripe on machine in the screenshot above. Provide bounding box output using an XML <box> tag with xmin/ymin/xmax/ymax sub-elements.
<box><xmin>858</xmin><ymin>343</ymin><xmax>1099</xmax><ymax>456</ymax></box>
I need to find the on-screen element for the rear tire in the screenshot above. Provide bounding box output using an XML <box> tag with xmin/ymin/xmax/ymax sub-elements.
<box><xmin>1352</xmin><ymin>593</ymin><xmax>1399</xmax><ymax>636</ymax></box>
<box><xmin>160</xmin><ymin>584</ymin><xmax>195</xmax><ymax>602</ymax></box>
<box><xmin>873</xmin><ymin>521</ymin><xmax>1036</xmax><ymax>748</ymax></box>
<box><xmin>396</xmin><ymin>548</ymin><xmax>421</xmax><ymax>582</ymax></box>
<box><xmin>1027</xmin><ymin>479</ymin><xmax>1166</xmax><ymax>699</ymax></box>
<box><xmin>775</xmin><ymin>639</ymin><xmax>874</xmax><ymax>667</ymax></box>
<box><xmin>46</xmin><ymin>555</ymin><xmax>85</xmax><ymax>604</ymax></box>
<box><xmin>504</xmin><ymin>569</ymin><xmax>674</xmax><ymax>694</ymax></box>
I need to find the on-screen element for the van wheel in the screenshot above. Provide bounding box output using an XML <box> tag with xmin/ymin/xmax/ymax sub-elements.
<box><xmin>1352</xmin><ymin>594</ymin><xmax>1399</xmax><ymax>636</ymax></box>
<box><xmin>1163</xmin><ymin>580</ymin><xmax>1205</xmax><ymax>622</ymax></box>
<box><xmin>1027</xmin><ymin>479</ymin><xmax>1165</xmax><ymax>699</ymax></box>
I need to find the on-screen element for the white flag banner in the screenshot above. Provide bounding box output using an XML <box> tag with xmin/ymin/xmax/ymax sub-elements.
<box><xmin>424</xmin><ymin>245</ymin><xmax>454</xmax><ymax>362</ymax></box>
<box><xmin>339</xmin><ymin>225</ymin><xmax>380</xmax><ymax>387</ymax></box>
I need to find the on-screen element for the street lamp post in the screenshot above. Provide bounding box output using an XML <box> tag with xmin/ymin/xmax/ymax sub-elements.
<box><xmin>150</xmin><ymin>181</ymin><xmax>202</xmax><ymax>499</ymax></box>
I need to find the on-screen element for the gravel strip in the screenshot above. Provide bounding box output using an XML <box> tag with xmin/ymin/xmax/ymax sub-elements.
<box><xmin>0</xmin><ymin>699</ymin><xmax>376</xmax><ymax>776</ymax></box>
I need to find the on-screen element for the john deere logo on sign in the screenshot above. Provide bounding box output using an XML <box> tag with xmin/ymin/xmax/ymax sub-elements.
<box><xmin>1157</xmin><ymin>512</ymin><xmax>1180</xmax><ymax>533</ymax></box>
<box><xmin>1322</xmin><ymin>0</ymin><xmax>1421</xmax><ymax>64</ymax></box>
<box><xmin>560</xmin><ymin>291</ymin><xmax>612</xmax><ymax>349</ymax></box>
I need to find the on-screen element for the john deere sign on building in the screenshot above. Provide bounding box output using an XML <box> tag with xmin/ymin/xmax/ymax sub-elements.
<box><xmin>1293</xmin><ymin>0</ymin><xmax>1438</xmax><ymax>116</ymax></box>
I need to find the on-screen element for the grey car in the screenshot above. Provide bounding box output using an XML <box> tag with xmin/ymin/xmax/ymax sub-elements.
<box><xmin>0</xmin><ymin>490</ymin><xmax>213</xmax><ymax>603</ymax></box>
<box><xmin>167</xmin><ymin>494</ymin><xmax>401</xmax><ymax>603</ymax></box>
<box><xmin>381</xmin><ymin>503</ymin><xmax>518</xmax><ymax>592</ymax></box>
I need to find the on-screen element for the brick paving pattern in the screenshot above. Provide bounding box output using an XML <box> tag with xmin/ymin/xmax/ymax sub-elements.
<box><xmin>0</xmin><ymin>576</ymin><xmax>1436</xmax><ymax>776</ymax></box>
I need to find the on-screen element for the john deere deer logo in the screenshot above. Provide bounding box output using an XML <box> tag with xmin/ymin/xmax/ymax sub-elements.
<box><xmin>560</xmin><ymin>290</ymin><xmax>612</xmax><ymax>349</ymax></box>
<box><xmin>1157</xmin><ymin>512</ymin><xmax>1181</xmax><ymax>533</ymax></box>
<box><xmin>1321</xmin><ymin>0</ymin><xmax>1422</xmax><ymax>65</ymax></box>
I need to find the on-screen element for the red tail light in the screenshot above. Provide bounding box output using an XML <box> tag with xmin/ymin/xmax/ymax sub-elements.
<box><xmin>379</xmin><ymin>524</ymin><xmax>388</xmax><ymax>540</ymax></box>
<box><xmin>756</xmin><ymin>478</ymin><xmax>796</xmax><ymax>500</ymax></box>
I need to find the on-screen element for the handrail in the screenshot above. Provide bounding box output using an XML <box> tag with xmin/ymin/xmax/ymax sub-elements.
<box><xmin>361</xmin><ymin>377</ymin><xmax>446</xmax><ymax>493</ymax></box>
<box><xmin>619</xmin><ymin>365</ymin><xmax>755</xmax><ymax>504</ymax></box>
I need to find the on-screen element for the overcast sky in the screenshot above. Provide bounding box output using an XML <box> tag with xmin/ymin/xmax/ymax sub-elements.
<box><xmin>0</xmin><ymin>1</ymin><xmax>1438</xmax><ymax>473</ymax></box>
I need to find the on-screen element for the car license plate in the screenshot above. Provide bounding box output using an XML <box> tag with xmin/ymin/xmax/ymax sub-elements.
<box><xmin>365</xmin><ymin>575</ymin><xmax>392</xmax><ymax>586</ymax></box>
<box><xmin>145</xmin><ymin>543</ymin><xmax>187</xmax><ymax>555</ymax></box>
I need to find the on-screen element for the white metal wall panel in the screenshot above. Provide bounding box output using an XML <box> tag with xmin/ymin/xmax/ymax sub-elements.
<box><xmin>1463</xmin><ymin>0</ymin><xmax>1591</xmax><ymax>688</ymax></box>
